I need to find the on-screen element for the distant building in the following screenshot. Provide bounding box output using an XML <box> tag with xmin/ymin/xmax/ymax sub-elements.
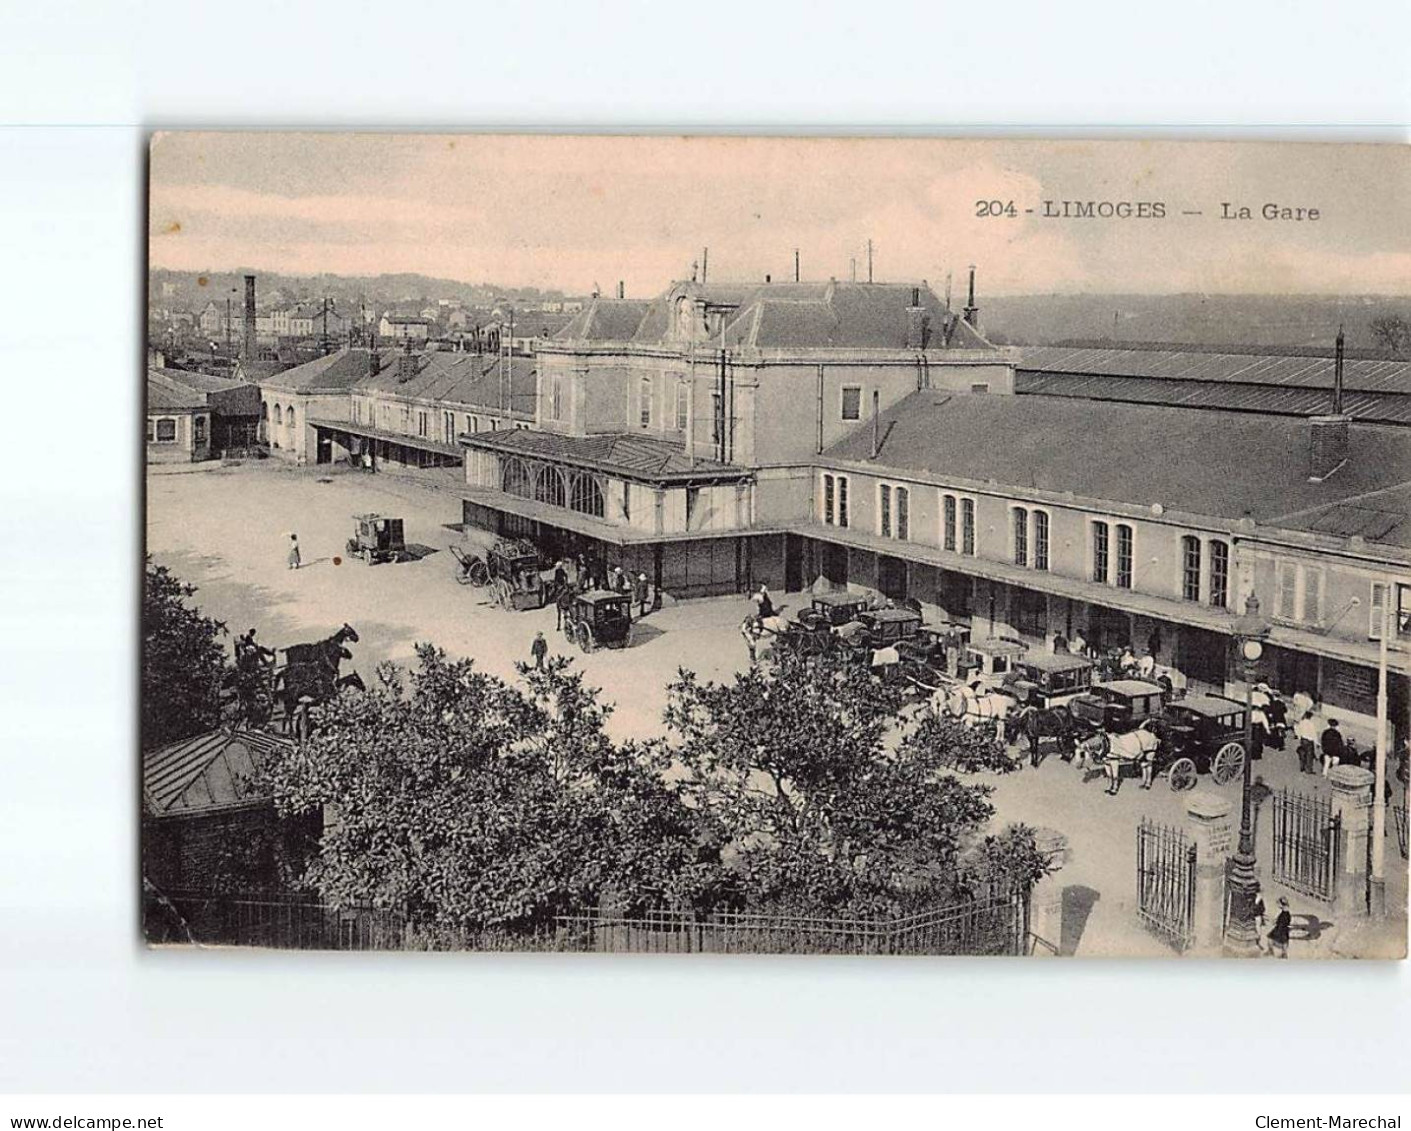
<box><xmin>147</xmin><ymin>367</ymin><xmax>262</xmax><ymax>462</ymax></box>
<box><xmin>257</xmin><ymin>348</ymin><xmax>380</xmax><ymax>464</ymax></box>
<box><xmin>379</xmin><ymin>313</ymin><xmax>431</xmax><ymax>342</ymax></box>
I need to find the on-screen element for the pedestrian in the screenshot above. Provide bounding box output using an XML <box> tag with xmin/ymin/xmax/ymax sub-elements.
<box><xmin>1250</xmin><ymin>701</ymin><xmax>1269</xmax><ymax>760</ymax></box>
<box><xmin>553</xmin><ymin>561</ymin><xmax>567</xmax><ymax>596</ymax></box>
<box><xmin>1069</xmin><ymin>629</ymin><xmax>1087</xmax><ymax>657</ymax></box>
<box><xmin>287</xmin><ymin>533</ymin><xmax>301</xmax><ymax>570</ymax></box>
<box><xmin>1052</xmin><ymin>631</ymin><xmax>1068</xmax><ymax>654</ymax></box>
<box><xmin>633</xmin><ymin>572</ymin><xmax>650</xmax><ymax>618</ymax></box>
<box><xmin>740</xmin><ymin>616</ymin><xmax>760</xmax><ymax>664</ymax></box>
<box><xmin>1251</xmin><ymin>885</ymin><xmax>1268</xmax><ymax>953</ymax></box>
<box><xmin>530</xmin><ymin>630</ymin><xmax>548</xmax><ymax>670</ymax></box>
<box><xmin>1321</xmin><ymin>719</ymin><xmax>1345</xmax><ymax>776</ymax></box>
<box><xmin>1266</xmin><ymin>896</ymin><xmax>1292</xmax><ymax>959</ymax></box>
<box><xmin>1266</xmin><ymin>693</ymin><xmax>1288</xmax><ymax>750</ymax></box>
<box><xmin>1295</xmin><ymin>710</ymin><xmax>1319</xmax><ymax>774</ymax></box>
<box><xmin>555</xmin><ymin>585</ymin><xmax>574</xmax><ymax>632</ymax></box>
<box><xmin>1137</xmin><ymin>650</ymin><xmax>1157</xmax><ymax>679</ymax></box>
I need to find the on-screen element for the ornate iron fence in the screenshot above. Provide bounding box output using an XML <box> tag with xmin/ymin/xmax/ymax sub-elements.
<box><xmin>1271</xmin><ymin>788</ymin><xmax>1340</xmax><ymax>902</ymax></box>
<box><xmin>1136</xmin><ymin>817</ymin><xmax>1196</xmax><ymax>951</ymax></box>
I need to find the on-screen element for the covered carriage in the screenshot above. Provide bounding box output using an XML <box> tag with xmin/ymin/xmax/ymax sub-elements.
<box><xmin>346</xmin><ymin>514</ymin><xmax>410</xmax><ymax>565</ymax></box>
<box><xmin>565</xmin><ymin>590</ymin><xmax>633</xmax><ymax>652</ymax></box>
<box><xmin>486</xmin><ymin>538</ymin><xmax>548</xmax><ymax>611</ymax></box>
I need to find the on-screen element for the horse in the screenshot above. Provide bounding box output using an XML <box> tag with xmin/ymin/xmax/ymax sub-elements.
<box><xmin>941</xmin><ymin>681</ymin><xmax>1014</xmax><ymax>744</ymax></box>
<box><xmin>273</xmin><ymin>657</ymin><xmax>366</xmax><ymax>734</ymax></box>
<box><xmin>282</xmin><ymin>623</ymin><xmax>359</xmax><ymax>670</ymax></box>
<box><xmin>1008</xmin><ymin>704</ymin><xmax>1077</xmax><ymax>768</ymax></box>
<box><xmin>1075</xmin><ymin>721</ymin><xmax>1163</xmax><ymax>795</ymax></box>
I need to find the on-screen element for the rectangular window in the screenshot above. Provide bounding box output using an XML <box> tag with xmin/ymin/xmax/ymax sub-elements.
<box><xmin>895</xmin><ymin>487</ymin><xmax>909</xmax><ymax>541</ymax></box>
<box><xmin>1115</xmin><ymin>524</ymin><xmax>1133</xmax><ymax>589</ymax></box>
<box><xmin>823</xmin><ymin>474</ymin><xmax>835</xmax><ymax>525</ymax></box>
<box><xmin>443</xmin><ymin>411</ymin><xmax>454</xmax><ymax>440</ymax></box>
<box><xmin>969</xmin><ymin>383</ymin><xmax>990</xmax><ymax>394</ymax></box>
<box><xmin>880</xmin><ymin>484</ymin><xmax>893</xmax><ymax>538</ymax></box>
<box><xmin>1013</xmin><ymin>507</ymin><xmax>1028</xmax><ymax>567</ymax></box>
<box><xmin>1368</xmin><ymin>582</ymin><xmax>1409</xmax><ymax>640</ymax></box>
<box><xmin>961</xmin><ymin>498</ymin><xmax>975</xmax><ymax>555</ymax></box>
<box><xmin>552</xmin><ymin>374</ymin><xmax>563</xmax><ymax>421</ymax></box>
<box><xmin>1034</xmin><ymin>510</ymin><xmax>1049</xmax><ymax>571</ymax></box>
<box><xmin>417</xmin><ymin>412</ymin><xmax>427</xmax><ymax>437</ymax></box>
<box><xmin>155</xmin><ymin>418</ymin><xmax>177</xmax><ymax>442</ymax></box>
<box><xmin>1276</xmin><ymin>561</ymin><xmax>1298</xmax><ymax>620</ymax></box>
<box><xmin>1092</xmin><ymin>521</ymin><xmax>1109</xmax><ymax>583</ymax></box>
<box><xmin>1300</xmin><ymin>567</ymin><xmax>1324</xmax><ymax>626</ymax></box>
<box><xmin>943</xmin><ymin>494</ymin><xmax>957</xmax><ymax>552</ymax></box>
<box><xmin>686</xmin><ymin>486</ymin><xmax>700</xmax><ymax>528</ymax></box>
<box><xmin>1209</xmin><ymin>540</ymin><xmax>1229</xmax><ymax>608</ymax></box>
<box><xmin>676</xmin><ymin>383</ymin><xmax>688</xmax><ymax>431</ymax></box>
<box><xmin>464</xmin><ymin>415</ymin><xmax>473</xmax><ymax>435</ymax></box>
<box><xmin>193</xmin><ymin>416</ymin><xmax>206</xmax><ymax>444</ymax></box>
<box><xmin>640</xmin><ymin>376</ymin><xmax>652</xmax><ymax>427</ymax></box>
<box><xmin>837</xmin><ymin>475</ymin><xmax>850</xmax><ymax>529</ymax></box>
<box><xmin>840</xmin><ymin>385</ymin><xmax>861</xmax><ymax>421</ymax></box>
<box><xmin>1182</xmin><ymin>536</ymin><xmax>1202</xmax><ymax>602</ymax></box>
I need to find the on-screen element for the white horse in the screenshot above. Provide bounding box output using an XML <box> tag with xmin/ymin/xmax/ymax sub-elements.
<box><xmin>1075</xmin><ymin>721</ymin><xmax>1162</xmax><ymax>795</ymax></box>
<box><xmin>939</xmin><ymin>681</ymin><xmax>1015</xmax><ymax>743</ymax></box>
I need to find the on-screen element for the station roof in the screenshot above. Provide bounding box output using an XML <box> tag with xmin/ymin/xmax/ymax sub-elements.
<box><xmin>555</xmin><ymin>299</ymin><xmax>653</xmax><ymax>342</ymax></box>
<box><xmin>461</xmin><ymin>428</ymin><xmax>749</xmax><ymax>484</ymax></box>
<box><xmin>821</xmin><ymin>391</ymin><xmax>1411</xmax><ymax>544</ymax></box>
<box><xmin>260</xmin><ymin>348</ymin><xmax>379</xmax><ymax>393</ymax></box>
<box><xmin>358</xmin><ymin>350</ymin><xmax>537</xmax><ymax>416</ymax></box>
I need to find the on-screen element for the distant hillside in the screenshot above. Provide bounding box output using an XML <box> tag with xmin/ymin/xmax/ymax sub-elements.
<box><xmin>148</xmin><ymin>268</ymin><xmax>575</xmax><ymax>314</ymax></box>
<box><xmin>980</xmin><ymin>293</ymin><xmax>1411</xmax><ymax>352</ymax></box>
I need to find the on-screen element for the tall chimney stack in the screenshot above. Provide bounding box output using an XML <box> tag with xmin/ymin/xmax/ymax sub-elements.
<box><xmin>962</xmin><ymin>265</ymin><xmax>979</xmax><ymax>328</ymax></box>
<box><xmin>1309</xmin><ymin>327</ymin><xmax>1353</xmax><ymax>482</ymax></box>
<box><xmin>701</xmin><ymin>247</ymin><xmax>708</xmax><ymax>283</ymax></box>
<box><xmin>617</xmin><ymin>281</ymin><xmax>625</xmax><ymax>299</ymax></box>
<box><xmin>870</xmin><ymin>389</ymin><xmax>880</xmax><ymax>459</ymax></box>
<box><xmin>242</xmin><ymin>275</ymin><xmax>257</xmax><ymax>360</ymax></box>
<box><xmin>906</xmin><ymin>286</ymin><xmax>927</xmax><ymax>349</ymax></box>
<box><xmin>794</xmin><ymin>248</ymin><xmax>800</xmax><ymax>283</ymax></box>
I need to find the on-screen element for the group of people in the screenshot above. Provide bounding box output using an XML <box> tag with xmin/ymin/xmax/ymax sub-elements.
<box><xmin>550</xmin><ymin>556</ymin><xmax>656</xmax><ymax>631</ymax></box>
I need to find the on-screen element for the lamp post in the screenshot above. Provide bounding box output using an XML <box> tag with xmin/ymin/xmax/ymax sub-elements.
<box><xmin>1224</xmin><ymin>592</ymin><xmax>1271</xmax><ymax>956</ymax></box>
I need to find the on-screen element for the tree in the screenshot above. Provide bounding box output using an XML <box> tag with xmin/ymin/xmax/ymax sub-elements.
<box><xmin>662</xmin><ymin>648</ymin><xmax>1006</xmax><ymax>918</ymax></box>
<box><xmin>142</xmin><ymin>559</ymin><xmax>229</xmax><ymax>749</ymax></box>
<box><xmin>1369</xmin><ymin>314</ymin><xmax>1411</xmax><ymax>357</ymax></box>
<box><xmin>262</xmin><ymin>646</ymin><xmax>725</xmax><ymax>934</ymax></box>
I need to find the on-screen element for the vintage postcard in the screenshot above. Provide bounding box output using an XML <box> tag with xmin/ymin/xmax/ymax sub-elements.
<box><xmin>142</xmin><ymin>134</ymin><xmax>1409</xmax><ymax>958</ymax></box>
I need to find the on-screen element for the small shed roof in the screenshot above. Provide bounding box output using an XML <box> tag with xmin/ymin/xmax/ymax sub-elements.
<box><xmin>143</xmin><ymin>729</ymin><xmax>292</xmax><ymax>817</ymax></box>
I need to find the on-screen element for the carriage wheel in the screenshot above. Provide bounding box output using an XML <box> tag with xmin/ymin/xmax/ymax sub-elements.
<box><xmin>582</xmin><ymin>626</ymin><xmax>597</xmax><ymax>653</ymax></box>
<box><xmin>468</xmin><ymin>560</ymin><xmax>489</xmax><ymax>586</ymax></box>
<box><xmin>1167</xmin><ymin>757</ymin><xmax>1198</xmax><ymax>792</ymax></box>
<box><xmin>1211</xmin><ymin>742</ymin><xmax>1246</xmax><ymax>786</ymax></box>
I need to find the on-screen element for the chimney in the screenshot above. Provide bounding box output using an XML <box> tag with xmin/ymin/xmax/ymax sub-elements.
<box><xmin>906</xmin><ymin>286</ymin><xmax>926</xmax><ymax>349</ymax></box>
<box><xmin>242</xmin><ymin>275</ymin><xmax>257</xmax><ymax>360</ymax></box>
<box><xmin>962</xmin><ymin>265</ymin><xmax>979</xmax><ymax>328</ymax></box>
<box><xmin>870</xmin><ymin>389</ymin><xmax>880</xmax><ymax>459</ymax></box>
<box><xmin>1309</xmin><ymin>328</ymin><xmax>1352</xmax><ymax>482</ymax></box>
<box><xmin>765</xmin><ymin>274</ymin><xmax>771</xmax><ymax>284</ymax></box>
<box><xmin>701</xmin><ymin>247</ymin><xmax>708</xmax><ymax>283</ymax></box>
<box><xmin>617</xmin><ymin>281</ymin><xmax>625</xmax><ymax>299</ymax></box>
<box><xmin>368</xmin><ymin>337</ymin><xmax>381</xmax><ymax>377</ymax></box>
<box><xmin>397</xmin><ymin>338</ymin><xmax>417</xmax><ymax>383</ymax></box>
<box><xmin>794</xmin><ymin>248</ymin><xmax>800</xmax><ymax>283</ymax></box>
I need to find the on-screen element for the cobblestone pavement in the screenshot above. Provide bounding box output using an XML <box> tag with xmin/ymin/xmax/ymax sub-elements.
<box><xmin>147</xmin><ymin>459</ymin><xmax>1409</xmax><ymax>958</ymax></box>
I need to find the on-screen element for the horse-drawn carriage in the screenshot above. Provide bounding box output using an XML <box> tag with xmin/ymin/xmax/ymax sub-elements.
<box><xmin>957</xmin><ymin>636</ymin><xmax>1028</xmax><ymax>686</ymax></box>
<box><xmin>1069</xmin><ymin>678</ymin><xmax>1167</xmax><ymax>737</ymax></box>
<box><xmin>1003</xmin><ymin>653</ymin><xmax>1096</xmax><ymax>711</ymax></box>
<box><xmin>346</xmin><ymin>514</ymin><xmax>410</xmax><ymax>565</ymax></box>
<box><xmin>449</xmin><ymin>543</ymin><xmax>491</xmax><ymax>586</ymax></box>
<box><xmin>1157</xmin><ymin>694</ymin><xmax>1250</xmax><ymax>789</ymax></box>
<box><xmin>223</xmin><ymin>622</ymin><xmax>364</xmax><ymax>741</ymax></box>
<box><xmin>783</xmin><ymin>591</ymin><xmax>871</xmax><ymax>654</ymax></box>
<box><xmin>486</xmin><ymin>538</ymin><xmax>548</xmax><ymax>611</ymax></box>
<box><xmin>565</xmin><ymin>590</ymin><xmax>633</xmax><ymax>652</ymax></box>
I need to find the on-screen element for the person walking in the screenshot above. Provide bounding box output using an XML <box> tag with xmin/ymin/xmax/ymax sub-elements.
<box><xmin>740</xmin><ymin>616</ymin><xmax>760</xmax><ymax>665</ymax></box>
<box><xmin>754</xmin><ymin>584</ymin><xmax>775</xmax><ymax>620</ymax></box>
<box><xmin>632</xmin><ymin>572</ymin><xmax>650</xmax><ymax>618</ymax></box>
<box><xmin>1266</xmin><ymin>896</ymin><xmax>1292</xmax><ymax>959</ymax></box>
<box><xmin>1251</xmin><ymin>886</ymin><xmax>1268</xmax><ymax>954</ymax></box>
<box><xmin>1321</xmin><ymin>718</ymin><xmax>1345</xmax><ymax>776</ymax></box>
<box><xmin>287</xmin><ymin>533</ymin><xmax>301</xmax><ymax>570</ymax></box>
<box><xmin>530</xmin><ymin>630</ymin><xmax>548</xmax><ymax>671</ymax></box>
<box><xmin>555</xmin><ymin>585</ymin><xmax>574</xmax><ymax>633</ymax></box>
<box><xmin>1295</xmin><ymin>710</ymin><xmax>1319</xmax><ymax>774</ymax></box>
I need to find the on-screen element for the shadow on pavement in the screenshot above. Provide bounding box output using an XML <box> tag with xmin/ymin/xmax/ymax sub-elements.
<box><xmin>1061</xmin><ymin>884</ymin><xmax>1101</xmax><ymax>956</ymax></box>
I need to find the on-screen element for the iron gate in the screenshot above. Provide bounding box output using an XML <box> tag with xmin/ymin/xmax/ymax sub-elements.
<box><xmin>1136</xmin><ymin>818</ymin><xmax>1197</xmax><ymax>951</ymax></box>
<box><xmin>1271</xmin><ymin>788</ymin><xmax>1340</xmax><ymax>902</ymax></box>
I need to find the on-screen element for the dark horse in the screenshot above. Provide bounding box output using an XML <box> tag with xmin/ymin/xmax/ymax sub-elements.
<box><xmin>273</xmin><ymin>649</ymin><xmax>366</xmax><ymax>738</ymax></box>
<box><xmin>282</xmin><ymin>623</ymin><xmax>359</xmax><ymax>670</ymax></box>
<box><xmin>1006</xmin><ymin>705</ymin><xmax>1078</xmax><ymax>768</ymax></box>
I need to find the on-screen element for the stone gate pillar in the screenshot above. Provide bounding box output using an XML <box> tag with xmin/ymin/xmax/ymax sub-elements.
<box><xmin>1029</xmin><ymin>827</ymin><xmax>1071</xmax><ymax>956</ymax></box>
<box><xmin>1329</xmin><ymin>765</ymin><xmax>1375</xmax><ymax>920</ymax></box>
<box><xmin>1185</xmin><ymin>791</ymin><xmax>1234</xmax><ymax>956</ymax></box>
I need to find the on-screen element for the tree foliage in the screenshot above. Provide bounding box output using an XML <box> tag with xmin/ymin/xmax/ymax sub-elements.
<box><xmin>1369</xmin><ymin>314</ymin><xmax>1410</xmax><ymax>358</ymax></box>
<box><xmin>262</xmin><ymin>646</ymin><xmax>726</xmax><ymax>932</ymax></box>
<box><xmin>903</xmin><ymin>711</ymin><xmax>1021</xmax><ymax>775</ymax></box>
<box><xmin>142</xmin><ymin>559</ymin><xmax>229</xmax><ymax>749</ymax></box>
<box><xmin>662</xmin><ymin>648</ymin><xmax>1000</xmax><ymax>918</ymax></box>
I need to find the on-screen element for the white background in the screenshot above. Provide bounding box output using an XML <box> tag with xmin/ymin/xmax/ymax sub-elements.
<box><xmin>1</xmin><ymin>0</ymin><xmax>1408</xmax><ymax>1096</ymax></box>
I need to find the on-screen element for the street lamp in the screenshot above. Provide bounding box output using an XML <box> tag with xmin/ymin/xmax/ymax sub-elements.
<box><xmin>1225</xmin><ymin>592</ymin><xmax>1271</xmax><ymax>956</ymax></box>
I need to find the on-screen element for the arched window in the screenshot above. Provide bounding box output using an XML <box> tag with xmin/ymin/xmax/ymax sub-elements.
<box><xmin>273</xmin><ymin>404</ymin><xmax>283</xmax><ymax>426</ymax></box>
<box><xmin>569</xmin><ymin>473</ymin><xmax>604</xmax><ymax>518</ymax></box>
<box><xmin>261</xmin><ymin>402</ymin><xmax>269</xmax><ymax>421</ymax></box>
<box><xmin>502</xmin><ymin>458</ymin><xmax>532</xmax><ymax>498</ymax></box>
<box><xmin>534</xmin><ymin>465</ymin><xmax>566</xmax><ymax>508</ymax></box>
<box><xmin>1012</xmin><ymin>507</ymin><xmax>1028</xmax><ymax>567</ymax></box>
<box><xmin>1181</xmin><ymin>535</ymin><xmax>1202</xmax><ymax>602</ymax></box>
<box><xmin>286</xmin><ymin>405</ymin><xmax>296</xmax><ymax>432</ymax></box>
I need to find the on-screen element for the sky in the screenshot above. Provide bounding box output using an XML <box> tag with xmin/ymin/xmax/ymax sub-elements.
<box><xmin>149</xmin><ymin>134</ymin><xmax>1411</xmax><ymax>297</ymax></box>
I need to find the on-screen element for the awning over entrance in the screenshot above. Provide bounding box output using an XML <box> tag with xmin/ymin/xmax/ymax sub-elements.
<box><xmin>460</xmin><ymin>484</ymin><xmax>784</xmax><ymax>547</ymax></box>
<box><xmin>308</xmin><ymin>418</ymin><xmax>463</xmax><ymax>460</ymax></box>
